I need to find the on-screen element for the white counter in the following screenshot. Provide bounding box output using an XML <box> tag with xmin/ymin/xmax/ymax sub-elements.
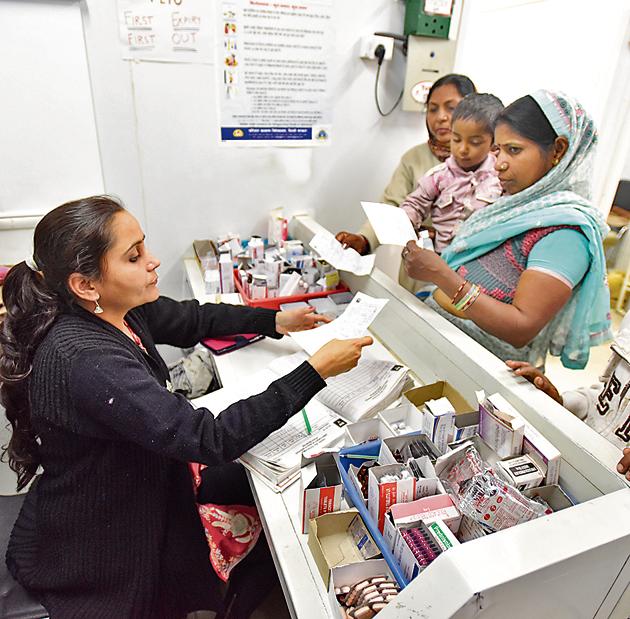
<box><xmin>184</xmin><ymin>216</ymin><xmax>630</xmax><ymax>618</ymax></box>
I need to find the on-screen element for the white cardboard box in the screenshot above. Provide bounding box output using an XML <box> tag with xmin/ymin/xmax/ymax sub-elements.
<box><xmin>478</xmin><ymin>393</ymin><xmax>525</xmax><ymax>458</ymax></box>
<box><xmin>522</xmin><ymin>424</ymin><xmax>561</xmax><ymax>486</ymax></box>
<box><xmin>368</xmin><ymin>464</ymin><xmax>416</xmax><ymax>532</ymax></box>
<box><xmin>378</xmin><ymin>402</ymin><xmax>424</xmax><ymax>435</ymax></box>
<box><xmin>299</xmin><ymin>452</ymin><xmax>344</xmax><ymax>534</ymax></box>
<box><xmin>344</xmin><ymin>418</ymin><xmax>395</xmax><ymax>446</ymax></box>
<box><xmin>422</xmin><ymin>396</ymin><xmax>456</xmax><ymax>454</ymax></box>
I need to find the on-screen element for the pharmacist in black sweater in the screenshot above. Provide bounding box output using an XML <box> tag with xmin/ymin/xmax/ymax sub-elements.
<box><xmin>0</xmin><ymin>196</ymin><xmax>372</xmax><ymax>619</ymax></box>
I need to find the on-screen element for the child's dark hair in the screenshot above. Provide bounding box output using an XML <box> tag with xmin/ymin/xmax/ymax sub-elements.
<box><xmin>0</xmin><ymin>195</ymin><xmax>124</xmax><ymax>490</ymax></box>
<box><xmin>426</xmin><ymin>74</ymin><xmax>476</xmax><ymax>106</ymax></box>
<box><xmin>451</xmin><ymin>93</ymin><xmax>505</xmax><ymax>135</ymax></box>
<box><xmin>495</xmin><ymin>95</ymin><xmax>558</xmax><ymax>152</ymax></box>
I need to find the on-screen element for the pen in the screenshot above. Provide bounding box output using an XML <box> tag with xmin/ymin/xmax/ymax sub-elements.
<box><xmin>302</xmin><ymin>408</ymin><xmax>312</xmax><ymax>435</ymax></box>
<box><xmin>347</xmin><ymin>454</ymin><xmax>379</xmax><ymax>460</ymax></box>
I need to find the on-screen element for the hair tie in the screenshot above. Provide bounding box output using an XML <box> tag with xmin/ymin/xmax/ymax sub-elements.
<box><xmin>25</xmin><ymin>256</ymin><xmax>39</xmax><ymax>272</ymax></box>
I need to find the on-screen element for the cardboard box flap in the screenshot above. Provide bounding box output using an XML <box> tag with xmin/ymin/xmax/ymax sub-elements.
<box><xmin>307</xmin><ymin>509</ymin><xmax>370</xmax><ymax>586</ymax></box>
<box><xmin>404</xmin><ymin>381</ymin><xmax>474</xmax><ymax>414</ymax></box>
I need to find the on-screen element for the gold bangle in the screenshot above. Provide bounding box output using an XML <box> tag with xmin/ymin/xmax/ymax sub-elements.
<box><xmin>451</xmin><ymin>280</ymin><xmax>468</xmax><ymax>305</ymax></box>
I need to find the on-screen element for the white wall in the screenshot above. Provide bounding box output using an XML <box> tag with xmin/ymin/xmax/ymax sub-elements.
<box><xmin>82</xmin><ymin>0</ymin><xmax>425</xmax><ymax>298</ymax></box>
<box><xmin>454</xmin><ymin>0</ymin><xmax>630</xmax><ymax>211</ymax></box>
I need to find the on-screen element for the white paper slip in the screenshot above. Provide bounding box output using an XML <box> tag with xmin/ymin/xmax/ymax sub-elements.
<box><xmin>289</xmin><ymin>292</ymin><xmax>388</xmax><ymax>355</ymax></box>
<box><xmin>309</xmin><ymin>230</ymin><xmax>375</xmax><ymax>276</ymax></box>
<box><xmin>361</xmin><ymin>201</ymin><xmax>417</xmax><ymax>247</ymax></box>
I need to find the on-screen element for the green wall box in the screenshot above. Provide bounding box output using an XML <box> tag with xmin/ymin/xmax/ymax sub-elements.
<box><xmin>404</xmin><ymin>0</ymin><xmax>451</xmax><ymax>39</ymax></box>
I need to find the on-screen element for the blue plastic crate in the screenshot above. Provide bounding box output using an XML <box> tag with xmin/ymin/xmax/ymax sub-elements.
<box><xmin>336</xmin><ymin>440</ymin><xmax>409</xmax><ymax>588</ymax></box>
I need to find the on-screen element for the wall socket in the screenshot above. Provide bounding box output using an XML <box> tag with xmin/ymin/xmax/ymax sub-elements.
<box><xmin>359</xmin><ymin>35</ymin><xmax>394</xmax><ymax>61</ymax></box>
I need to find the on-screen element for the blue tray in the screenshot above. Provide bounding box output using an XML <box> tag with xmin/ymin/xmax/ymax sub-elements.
<box><xmin>336</xmin><ymin>440</ymin><xmax>409</xmax><ymax>588</ymax></box>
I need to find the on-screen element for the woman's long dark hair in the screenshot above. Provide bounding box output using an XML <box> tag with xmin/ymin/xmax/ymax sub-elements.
<box><xmin>0</xmin><ymin>196</ymin><xmax>124</xmax><ymax>490</ymax></box>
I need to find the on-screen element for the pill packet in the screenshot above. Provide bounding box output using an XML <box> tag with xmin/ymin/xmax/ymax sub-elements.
<box><xmin>457</xmin><ymin>471</ymin><xmax>547</xmax><ymax>531</ymax></box>
<box><xmin>442</xmin><ymin>445</ymin><xmax>486</xmax><ymax>495</ymax></box>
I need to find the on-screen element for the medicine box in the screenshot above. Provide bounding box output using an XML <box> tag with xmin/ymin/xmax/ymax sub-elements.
<box><xmin>378</xmin><ymin>439</ymin><xmax>441</xmax><ymax>499</ymax></box>
<box><xmin>308</xmin><ymin>509</ymin><xmax>378</xmax><ymax>587</ymax></box>
<box><xmin>390</xmin><ymin>493</ymin><xmax>461</xmax><ymax>534</ymax></box>
<box><xmin>300</xmin><ymin>453</ymin><xmax>344</xmax><ymax>534</ymax></box>
<box><xmin>344</xmin><ymin>418</ymin><xmax>395</xmax><ymax>446</ymax></box>
<box><xmin>521</xmin><ymin>424</ymin><xmax>561</xmax><ymax>486</ymax></box>
<box><xmin>368</xmin><ymin>464</ymin><xmax>417</xmax><ymax>532</ymax></box>
<box><xmin>384</xmin><ymin>517</ymin><xmax>459</xmax><ymax>581</ymax></box>
<box><xmin>403</xmin><ymin>382</ymin><xmax>475</xmax><ymax>452</ymax></box>
<box><xmin>478</xmin><ymin>393</ymin><xmax>525</xmax><ymax>458</ymax></box>
<box><xmin>348</xmin><ymin>461</ymin><xmax>378</xmax><ymax>506</ymax></box>
<box><xmin>327</xmin><ymin>559</ymin><xmax>395</xmax><ymax>619</ymax></box>
<box><xmin>496</xmin><ymin>454</ymin><xmax>545</xmax><ymax>492</ymax></box>
<box><xmin>378</xmin><ymin>402</ymin><xmax>424</xmax><ymax>435</ymax></box>
<box><xmin>422</xmin><ymin>396</ymin><xmax>456</xmax><ymax>454</ymax></box>
<box><xmin>453</xmin><ymin>410</ymin><xmax>480</xmax><ymax>442</ymax></box>
<box><xmin>379</xmin><ymin>433</ymin><xmax>442</xmax><ymax>467</ymax></box>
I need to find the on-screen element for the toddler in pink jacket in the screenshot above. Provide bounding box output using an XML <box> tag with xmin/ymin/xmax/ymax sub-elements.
<box><xmin>401</xmin><ymin>93</ymin><xmax>504</xmax><ymax>253</ymax></box>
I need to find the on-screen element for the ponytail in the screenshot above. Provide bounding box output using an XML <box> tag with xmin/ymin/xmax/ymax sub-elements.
<box><xmin>1</xmin><ymin>263</ymin><xmax>59</xmax><ymax>489</ymax></box>
<box><xmin>0</xmin><ymin>195</ymin><xmax>123</xmax><ymax>490</ymax></box>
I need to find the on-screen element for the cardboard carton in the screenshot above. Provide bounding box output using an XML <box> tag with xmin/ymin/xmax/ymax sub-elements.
<box><xmin>300</xmin><ymin>452</ymin><xmax>344</xmax><ymax>534</ymax></box>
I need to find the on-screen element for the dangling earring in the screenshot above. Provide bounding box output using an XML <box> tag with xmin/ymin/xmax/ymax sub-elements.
<box><xmin>94</xmin><ymin>296</ymin><xmax>104</xmax><ymax>314</ymax></box>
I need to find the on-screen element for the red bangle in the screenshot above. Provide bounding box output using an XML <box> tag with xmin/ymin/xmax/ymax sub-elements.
<box><xmin>451</xmin><ymin>281</ymin><xmax>468</xmax><ymax>305</ymax></box>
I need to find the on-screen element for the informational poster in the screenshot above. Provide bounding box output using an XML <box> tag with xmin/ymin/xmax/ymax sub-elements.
<box><xmin>118</xmin><ymin>0</ymin><xmax>214</xmax><ymax>63</ymax></box>
<box><xmin>218</xmin><ymin>0</ymin><xmax>334</xmax><ymax>146</ymax></box>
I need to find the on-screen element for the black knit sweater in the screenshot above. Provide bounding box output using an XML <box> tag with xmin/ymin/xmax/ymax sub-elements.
<box><xmin>6</xmin><ymin>297</ymin><xmax>325</xmax><ymax>618</ymax></box>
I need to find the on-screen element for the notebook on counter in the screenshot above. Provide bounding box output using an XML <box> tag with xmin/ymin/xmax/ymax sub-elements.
<box><xmin>201</xmin><ymin>333</ymin><xmax>265</xmax><ymax>355</ymax></box>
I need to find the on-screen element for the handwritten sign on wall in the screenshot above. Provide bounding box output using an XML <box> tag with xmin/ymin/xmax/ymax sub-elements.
<box><xmin>118</xmin><ymin>0</ymin><xmax>213</xmax><ymax>63</ymax></box>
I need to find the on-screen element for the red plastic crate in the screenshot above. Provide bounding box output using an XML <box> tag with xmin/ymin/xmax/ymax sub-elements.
<box><xmin>233</xmin><ymin>269</ymin><xmax>349</xmax><ymax>310</ymax></box>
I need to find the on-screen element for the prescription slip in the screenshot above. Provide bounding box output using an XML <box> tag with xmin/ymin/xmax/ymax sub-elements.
<box><xmin>309</xmin><ymin>230</ymin><xmax>375</xmax><ymax>276</ymax></box>
<box><xmin>300</xmin><ymin>453</ymin><xmax>344</xmax><ymax>534</ymax></box>
<box><xmin>360</xmin><ymin>201</ymin><xmax>417</xmax><ymax>247</ymax></box>
<box><xmin>289</xmin><ymin>292</ymin><xmax>388</xmax><ymax>355</ymax></box>
<box><xmin>308</xmin><ymin>509</ymin><xmax>378</xmax><ymax>587</ymax></box>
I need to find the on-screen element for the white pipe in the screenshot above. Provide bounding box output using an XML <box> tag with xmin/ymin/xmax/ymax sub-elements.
<box><xmin>0</xmin><ymin>215</ymin><xmax>43</xmax><ymax>231</ymax></box>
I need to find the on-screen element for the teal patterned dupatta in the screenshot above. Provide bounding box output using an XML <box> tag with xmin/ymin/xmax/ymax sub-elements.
<box><xmin>441</xmin><ymin>90</ymin><xmax>611</xmax><ymax>369</ymax></box>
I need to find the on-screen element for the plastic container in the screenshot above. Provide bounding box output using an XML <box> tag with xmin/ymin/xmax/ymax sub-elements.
<box><xmin>233</xmin><ymin>269</ymin><xmax>349</xmax><ymax>310</ymax></box>
<box><xmin>336</xmin><ymin>441</ymin><xmax>410</xmax><ymax>589</ymax></box>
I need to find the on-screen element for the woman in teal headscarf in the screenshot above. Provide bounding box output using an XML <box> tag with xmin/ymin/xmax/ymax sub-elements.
<box><xmin>402</xmin><ymin>90</ymin><xmax>611</xmax><ymax>370</ymax></box>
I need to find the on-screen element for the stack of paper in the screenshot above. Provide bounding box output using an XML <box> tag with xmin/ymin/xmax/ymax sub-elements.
<box><xmin>271</xmin><ymin>352</ymin><xmax>411</xmax><ymax>423</ymax></box>
<box><xmin>192</xmin><ymin>369</ymin><xmax>347</xmax><ymax>492</ymax></box>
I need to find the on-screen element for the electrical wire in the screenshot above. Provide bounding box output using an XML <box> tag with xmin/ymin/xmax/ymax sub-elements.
<box><xmin>374</xmin><ymin>45</ymin><xmax>404</xmax><ymax>117</ymax></box>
